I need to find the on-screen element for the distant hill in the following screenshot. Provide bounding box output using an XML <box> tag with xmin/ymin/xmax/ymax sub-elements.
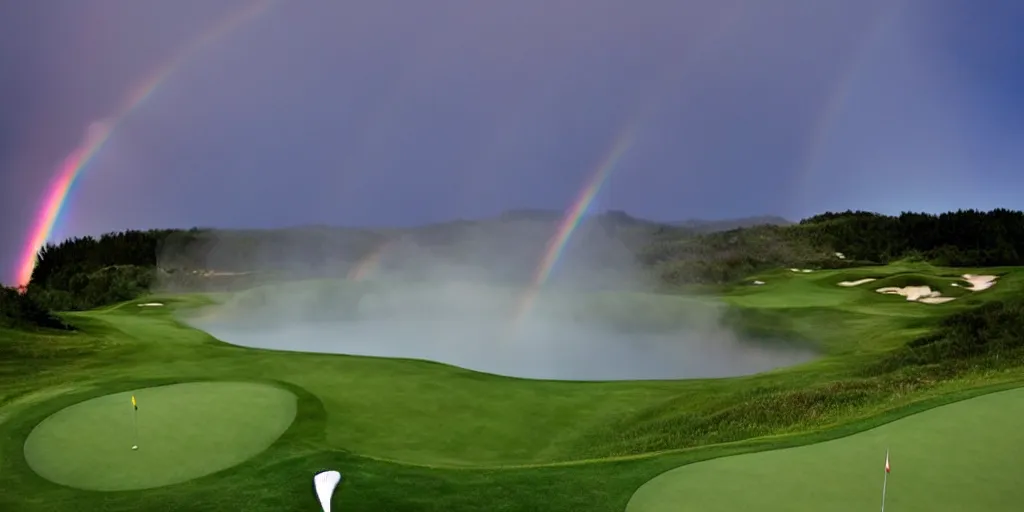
<box><xmin>495</xmin><ymin>208</ymin><xmax>667</xmax><ymax>227</ymax></box>
<box><xmin>670</xmin><ymin>215</ymin><xmax>793</xmax><ymax>233</ymax></box>
<box><xmin>17</xmin><ymin>208</ymin><xmax>1024</xmax><ymax>311</ymax></box>
<box><xmin>492</xmin><ymin>209</ymin><xmax>790</xmax><ymax>233</ymax></box>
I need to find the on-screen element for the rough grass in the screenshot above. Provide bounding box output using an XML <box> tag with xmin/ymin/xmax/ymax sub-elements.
<box><xmin>0</xmin><ymin>263</ymin><xmax>1021</xmax><ymax>511</ymax></box>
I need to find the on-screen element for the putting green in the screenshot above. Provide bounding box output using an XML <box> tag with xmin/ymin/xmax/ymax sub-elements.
<box><xmin>627</xmin><ymin>386</ymin><xmax>1024</xmax><ymax>512</ymax></box>
<box><xmin>23</xmin><ymin>381</ymin><xmax>297</xmax><ymax>491</ymax></box>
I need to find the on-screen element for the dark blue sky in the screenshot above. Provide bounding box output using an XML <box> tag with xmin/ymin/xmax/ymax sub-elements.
<box><xmin>1</xmin><ymin>0</ymin><xmax>1023</xmax><ymax>284</ymax></box>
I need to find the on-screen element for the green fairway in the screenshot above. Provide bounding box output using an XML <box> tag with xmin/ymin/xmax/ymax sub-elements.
<box><xmin>22</xmin><ymin>381</ymin><xmax>297</xmax><ymax>491</ymax></box>
<box><xmin>1</xmin><ymin>260</ymin><xmax>1023</xmax><ymax>510</ymax></box>
<box><xmin>626</xmin><ymin>387</ymin><xmax>1024</xmax><ymax>512</ymax></box>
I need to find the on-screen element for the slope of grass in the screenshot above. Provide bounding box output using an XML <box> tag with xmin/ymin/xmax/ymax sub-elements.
<box><xmin>626</xmin><ymin>386</ymin><xmax>1024</xmax><ymax>512</ymax></box>
<box><xmin>0</xmin><ymin>263</ymin><xmax>1021</xmax><ymax>511</ymax></box>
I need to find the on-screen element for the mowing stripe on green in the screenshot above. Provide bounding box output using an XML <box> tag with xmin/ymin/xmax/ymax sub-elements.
<box><xmin>23</xmin><ymin>381</ymin><xmax>297</xmax><ymax>491</ymax></box>
<box><xmin>626</xmin><ymin>386</ymin><xmax>1024</xmax><ymax>512</ymax></box>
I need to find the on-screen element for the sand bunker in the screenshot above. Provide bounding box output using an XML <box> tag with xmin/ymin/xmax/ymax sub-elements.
<box><xmin>752</xmin><ymin>280</ymin><xmax>765</xmax><ymax>286</ymax></box>
<box><xmin>847</xmin><ymin>274</ymin><xmax>998</xmax><ymax>305</ymax></box>
<box><xmin>962</xmin><ymin>274</ymin><xmax>998</xmax><ymax>291</ymax></box>
<box><xmin>875</xmin><ymin>286</ymin><xmax>956</xmax><ymax>304</ymax></box>
<box><xmin>137</xmin><ymin>303</ymin><xmax>164</xmax><ymax>307</ymax></box>
<box><xmin>837</xmin><ymin>278</ymin><xmax>876</xmax><ymax>287</ymax></box>
<box><xmin>789</xmin><ymin>268</ymin><xmax>814</xmax><ymax>273</ymax></box>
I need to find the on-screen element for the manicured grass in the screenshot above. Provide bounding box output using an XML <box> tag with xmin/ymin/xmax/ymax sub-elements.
<box><xmin>626</xmin><ymin>386</ymin><xmax>1024</xmax><ymax>512</ymax></box>
<box><xmin>23</xmin><ymin>381</ymin><xmax>296</xmax><ymax>491</ymax></box>
<box><xmin>0</xmin><ymin>262</ymin><xmax>1022</xmax><ymax>510</ymax></box>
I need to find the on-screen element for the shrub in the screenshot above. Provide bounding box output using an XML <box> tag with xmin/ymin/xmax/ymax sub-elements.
<box><xmin>0</xmin><ymin>287</ymin><xmax>72</xmax><ymax>330</ymax></box>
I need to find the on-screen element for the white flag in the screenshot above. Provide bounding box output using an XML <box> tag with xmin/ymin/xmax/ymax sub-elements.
<box><xmin>314</xmin><ymin>470</ymin><xmax>342</xmax><ymax>512</ymax></box>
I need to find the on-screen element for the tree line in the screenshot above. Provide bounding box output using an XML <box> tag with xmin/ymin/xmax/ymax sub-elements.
<box><xmin>2</xmin><ymin>208</ymin><xmax>1023</xmax><ymax>322</ymax></box>
<box><xmin>798</xmin><ymin>208</ymin><xmax>1024</xmax><ymax>266</ymax></box>
<box><xmin>644</xmin><ymin>208</ymin><xmax>1024</xmax><ymax>285</ymax></box>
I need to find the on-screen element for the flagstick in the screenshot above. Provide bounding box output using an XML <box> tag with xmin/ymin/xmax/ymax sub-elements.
<box><xmin>880</xmin><ymin>469</ymin><xmax>888</xmax><ymax>512</ymax></box>
<box><xmin>880</xmin><ymin>448</ymin><xmax>889</xmax><ymax>512</ymax></box>
<box><xmin>131</xmin><ymin>397</ymin><xmax>140</xmax><ymax>450</ymax></box>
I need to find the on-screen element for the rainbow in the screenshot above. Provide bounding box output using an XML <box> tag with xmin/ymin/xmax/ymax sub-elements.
<box><xmin>347</xmin><ymin>241</ymin><xmax>392</xmax><ymax>281</ymax></box>
<box><xmin>495</xmin><ymin>2</ymin><xmax>739</xmax><ymax>311</ymax></box>
<box><xmin>14</xmin><ymin>0</ymin><xmax>273</xmax><ymax>288</ymax></box>
<box><xmin>497</xmin><ymin>2</ymin><xmax>737</xmax><ymax>315</ymax></box>
<box><xmin>792</xmin><ymin>2</ymin><xmax>905</xmax><ymax>208</ymax></box>
<box><xmin>510</xmin><ymin>126</ymin><xmax>637</xmax><ymax>327</ymax></box>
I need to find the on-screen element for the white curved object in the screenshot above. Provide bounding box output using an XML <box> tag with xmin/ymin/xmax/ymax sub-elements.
<box><xmin>313</xmin><ymin>470</ymin><xmax>342</xmax><ymax>512</ymax></box>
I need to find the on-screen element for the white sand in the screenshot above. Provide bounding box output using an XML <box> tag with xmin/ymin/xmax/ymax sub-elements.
<box><xmin>875</xmin><ymin>286</ymin><xmax>943</xmax><ymax>302</ymax></box>
<box><xmin>790</xmin><ymin>268</ymin><xmax>814</xmax><ymax>273</ymax></box>
<box><xmin>835</xmin><ymin>252</ymin><xmax>846</xmax><ymax>259</ymax></box>
<box><xmin>871</xmin><ymin>274</ymin><xmax>998</xmax><ymax>305</ymax></box>
<box><xmin>962</xmin><ymin>274</ymin><xmax>998</xmax><ymax>291</ymax></box>
<box><xmin>837</xmin><ymin>273</ymin><xmax>998</xmax><ymax>306</ymax></box>
<box><xmin>838</xmin><ymin>278</ymin><xmax>876</xmax><ymax>287</ymax></box>
<box><xmin>137</xmin><ymin>303</ymin><xmax>164</xmax><ymax>307</ymax></box>
<box><xmin>752</xmin><ymin>280</ymin><xmax>765</xmax><ymax>285</ymax></box>
<box><xmin>874</xmin><ymin>286</ymin><xmax>957</xmax><ymax>304</ymax></box>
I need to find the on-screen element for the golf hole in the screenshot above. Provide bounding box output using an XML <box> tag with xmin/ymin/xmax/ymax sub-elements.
<box><xmin>23</xmin><ymin>381</ymin><xmax>297</xmax><ymax>491</ymax></box>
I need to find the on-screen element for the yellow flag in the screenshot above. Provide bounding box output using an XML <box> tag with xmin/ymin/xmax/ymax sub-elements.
<box><xmin>131</xmin><ymin>395</ymin><xmax>137</xmax><ymax>410</ymax></box>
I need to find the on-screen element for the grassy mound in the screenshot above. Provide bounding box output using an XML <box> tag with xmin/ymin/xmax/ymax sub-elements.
<box><xmin>872</xmin><ymin>298</ymin><xmax>1024</xmax><ymax>373</ymax></box>
<box><xmin>626</xmin><ymin>386</ymin><xmax>1024</xmax><ymax>512</ymax></box>
<box><xmin>23</xmin><ymin>381</ymin><xmax>296</xmax><ymax>491</ymax></box>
